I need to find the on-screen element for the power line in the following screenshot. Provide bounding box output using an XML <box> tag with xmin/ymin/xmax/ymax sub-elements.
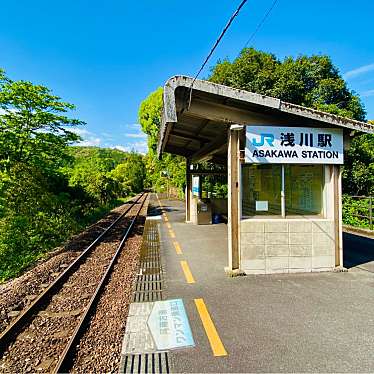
<box><xmin>243</xmin><ymin>0</ymin><xmax>279</xmax><ymax>49</ymax></box>
<box><xmin>187</xmin><ymin>0</ymin><xmax>249</xmax><ymax>109</ymax></box>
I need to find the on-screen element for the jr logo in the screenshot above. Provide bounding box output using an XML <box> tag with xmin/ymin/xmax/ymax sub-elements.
<box><xmin>251</xmin><ymin>133</ymin><xmax>275</xmax><ymax>147</ymax></box>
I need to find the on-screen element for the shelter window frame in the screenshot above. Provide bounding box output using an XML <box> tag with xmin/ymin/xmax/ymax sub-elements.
<box><xmin>241</xmin><ymin>163</ymin><xmax>326</xmax><ymax>219</ymax></box>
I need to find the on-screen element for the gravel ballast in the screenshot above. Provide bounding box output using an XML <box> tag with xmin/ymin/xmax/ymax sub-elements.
<box><xmin>71</xmin><ymin>197</ymin><xmax>148</xmax><ymax>373</ymax></box>
<box><xmin>0</xmin><ymin>194</ymin><xmax>148</xmax><ymax>373</ymax></box>
<box><xmin>0</xmin><ymin>200</ymin><xmax>137</xmax><ymax>334</ymax></box>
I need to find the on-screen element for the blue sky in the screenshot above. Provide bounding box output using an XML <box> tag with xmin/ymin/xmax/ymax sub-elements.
<box><xmin>1</xmin><ymin>0</ymin><xmax>373</xmax><ymax>153</ymax></box>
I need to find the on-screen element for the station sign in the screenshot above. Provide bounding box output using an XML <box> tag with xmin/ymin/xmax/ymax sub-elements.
<box><xmin>245</xmin><ymin>126</ymin><xmax>343</xmax><ymax>164</ymax></box>
<box><xmin>192</xmin><ymin>176</ymin><xmax>200</xmax><ymax>196</ymax></box>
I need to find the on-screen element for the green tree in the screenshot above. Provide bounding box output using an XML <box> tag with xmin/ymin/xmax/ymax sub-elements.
<box><xmin>0</xmin><ymin>70</ymin><xmax>90</xmax><ymax>281</ymax></box>
<box><xmin>139</xmin><ymin>88</ymin><xmax>185</xmax><ymax>195</ymax></box>
<box><xmin>209</xmin><ymin>48</ymin><xmax>365</xmax><ymax>121</ymax></box>
<box><xmin>67</xmin><ymin>146</ymin><xmax>128</xmax><ymax>169</ymax></box>
<box><xmin>139</xmin><ymin>87</ymin><xmax>164</xmax><ymax>155</ymax></box>
<box><xmin>110</xmin><ymin>152</ymin><xmax>146</xmax><ymax>194</ymax></box>
<box><xmin>140</xmin><ymin>48</ymin><xmax>370</xmax><ymax>196</ymax></box>
<box><xmin>63</xmin><ymin>147</ymin><xmax>126</xmax><ymax>204</ymax></box>
<box><xmin>209</xmin><ymin>48</ymin><xmax>278</xmax><ymax>96</ymax></box>
<box><xmin>0</xmin><ymin>71</ymin><xmax>84</xmax><ymax>173</ymax></box>
<box><xmin>0</xmin><ymin>164</ymin><xmax>81</xmax><ymax>280</ymax></box>
<box><xmin>343</xmin><ymin>120</ymin><xmax>374</xmax><ymax>196</ymax></box>
<box><xmin>211</xmin><ymin>48</ymin><xmax>372</xmax><ymax>196</ymax></box>
<box><xmin>68</xmin><ymin>165</ymin><xmax>119</xmax><ymax>204</ymax></box>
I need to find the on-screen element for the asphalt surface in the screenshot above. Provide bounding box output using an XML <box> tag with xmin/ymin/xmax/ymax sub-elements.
<box><xmin>343</xmin><ymin>231</ymin><xmax>374</xmax><ymax>272</ymax></box>
<box><xmin>156</xmin><ymin>197</ymin><xmax>374</xmax><ymax>373</ymax></box>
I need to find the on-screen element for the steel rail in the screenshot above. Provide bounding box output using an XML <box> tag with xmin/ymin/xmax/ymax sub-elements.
<box><xmin>0</xmin><ymin>192</ymin><xmax>144</xmax><ymax>357</ymax></box>
<box><xmin>54</xmin><ymin>192</ymin><xmax>148</xmax><ymax>373</ymax></box>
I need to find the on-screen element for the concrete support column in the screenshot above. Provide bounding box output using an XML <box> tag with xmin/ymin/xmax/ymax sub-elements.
<box><xmin>227</xmin><ymin>127</ymin><xmax>240</xmax><ymax>271</ymax></box>
<box><xmin>334</xmin><ymin>165</ymin><xmax>343</xmax><ymax>267</ymax></box>
<box><xmin>185</xmin><ymin>159</ymin><xmax>192</xmax><ymax>222</ymax></box>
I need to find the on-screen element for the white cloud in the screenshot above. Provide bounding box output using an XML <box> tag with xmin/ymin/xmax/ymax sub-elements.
<box><xmin>121</xmin><ymin>123</ymin><xmax>142</xmax><ymax>129</ymax></box>
<box><xmin>78</xmin><ymin>138</ymin><xmax>102</xmax><ymax>147</ymax></box>
<box><xmin>114</xmin><ymin>145</ymin><xmax>130</xmax><ymax>152</ymax></box>
<box><xmin>113</xmin><ymin>141</ymin><xmax>148</xmax><ymax>154</ymax></box>
<box><xmin>361</xmin><ymin>89</ymin><xmax>374</xmax><ymax>98</ymax></box>
<box><xmin>124</xmin><ymin>133</ymin><xmax>147</xmax><ymax>139</ymax></box>
<box><xmin>70</xmin><ymin>127</ymin><xmax>91</xmax><ymax>137</ymax></box>
<box><xmin>70</xmin><ymin>127</ymin><xmax>102</xmax><ymax>147</ymax></box>
<box><xmin>344</xmin><ymin>63</ymin><xmax>374</xmax><ymax>79</ymax></box>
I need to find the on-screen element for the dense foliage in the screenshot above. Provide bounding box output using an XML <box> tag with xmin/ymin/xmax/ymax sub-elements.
<box><xmin>342</xmin><ymin>195</ymin><xmax>373</xmax><ymax>229</ymax></box>
<box><xmin>0</xmin><ymin>70</ymin><xmax>146</xmax><ymax>281</ymax></box>
<box><xmin>209</xmin><ymin>48</ymin><xmax>373</xmax><ymax>197</ymax></box>
<box><xmin>139</xmin><ymin>48</ymin><xmax>373</xmax><ymax>201</ymax></box>
<box><xmin>209</xmin><ymin>48</ymin><xmax>365</xmax><ymax>121</ymax></box>
<box><xmin>139</xmin><ymin>88</ymin><xmax>186</xmax><ymax>196</ymax></box>
<box><xmin>0</xmin><ymin>71</ymin><xmax>82</xmax><ymax>173</ymax></box>
<box><xmin>64</xmin><ymin>147</ymin><xmax>135</xmax><ymax>204</ymax></box>
<box><xmin>1</xmin><ymin>46</ymin><xmax>373</xmax><ymax>280</ymax></box>
<box><xmin>343</xmin><ymin>123</ymin><xmax>374</xmax><ymax>196</ymax></box>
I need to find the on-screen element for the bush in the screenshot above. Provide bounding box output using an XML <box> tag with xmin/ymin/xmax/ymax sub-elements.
<box><xmin>342</xmin><ymin>195</ymin><xmax>372</xmax><ymax>229</ymax></box>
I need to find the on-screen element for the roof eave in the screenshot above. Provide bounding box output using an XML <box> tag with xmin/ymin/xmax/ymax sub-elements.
<box><xmin>157</xmin><ymin>75</ymin><xmax>374</xmax><ymax>159</ymax></box>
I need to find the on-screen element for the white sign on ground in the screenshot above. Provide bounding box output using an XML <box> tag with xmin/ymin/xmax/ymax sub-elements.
<box><xmin>122</xmin><ymin>300</ymin><xmax>194</xmax><ymax>354</ymax></box>
<box><xmin>146</xmin><ymin>215</ymin><xmax>162</xmax><ymax>221</ymax></box>
<box><xmin>245</xmin><ymin>126</ymin><xmax>343</xmax><ymax>164</ymax></box>
<box><xmin>147</xmin><ymin>299</ymin><xmax>194</xmax><ymax>350</ymax></box>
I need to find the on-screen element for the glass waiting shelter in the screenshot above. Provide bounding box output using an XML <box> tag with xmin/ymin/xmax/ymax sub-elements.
<box><xmin>242</xmin><ymin>164</ymin><xmax>324</xmax><ymax>217</ymax></box>
<box><xmin>158</xmin><ymin>76</ymin><xmax>374</xmax><ymax>275</ymax></box>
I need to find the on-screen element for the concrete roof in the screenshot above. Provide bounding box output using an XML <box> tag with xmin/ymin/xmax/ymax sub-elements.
<box><xmin>158</xmin><ymin>75</ymin><xmax>374</xmax><ymax>161</ymax></box>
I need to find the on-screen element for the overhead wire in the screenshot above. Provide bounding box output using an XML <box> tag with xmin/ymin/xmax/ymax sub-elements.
<box><xmin>187</xmin><ymin>0</ymin><xmax>249</xmax><ymax>109</ymax></box>
<box><xmin>187</xmin><ymin>0</ymin><xmax>279</xmax><ymax>110</ymax></box>
<box><xmin>243</xmin><ymin>0</ymin><xmax>279</xmax><ymax>48</ymax></box>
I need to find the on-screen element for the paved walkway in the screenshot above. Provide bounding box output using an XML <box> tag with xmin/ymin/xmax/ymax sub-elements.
<box><xmin>156</xmin><ymin>196</ymin><xmax>374</xmax><ymax>373</ymax></box>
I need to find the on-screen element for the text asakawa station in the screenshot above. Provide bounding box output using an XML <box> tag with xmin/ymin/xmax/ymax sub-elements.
<box><xmin>158</xmin><ymin>76</ymin><xmax>374</xmax><ymax>275</ymax></box>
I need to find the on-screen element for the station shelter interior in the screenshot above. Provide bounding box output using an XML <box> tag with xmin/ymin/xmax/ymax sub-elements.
<box><xmin>157</xmin><ymin>76</ymin><xmax>374</xmax><ymax>275</ymax></box>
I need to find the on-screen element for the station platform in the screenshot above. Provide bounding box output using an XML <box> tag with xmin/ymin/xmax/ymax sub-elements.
<box><xmin>155</xmin><ymin>195</ymin><xmax>374</xmax><ymax>373</ymax></box>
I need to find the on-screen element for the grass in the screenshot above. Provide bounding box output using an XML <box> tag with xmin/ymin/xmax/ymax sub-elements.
<box><xmin>0</xmin><ymin>196</ymin><xmax>134</xmax><ymax>283</ymax></box>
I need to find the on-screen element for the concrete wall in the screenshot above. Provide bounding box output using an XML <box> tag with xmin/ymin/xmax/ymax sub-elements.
<box><xmin>190</xmin><ymin>197</ymin><xmax>198</xmax><ymax>224</ymax></box>
<box><xmin>240</xmin><ymin>219</ymin><xmax>335</xmax><ymax>274</ymax></box>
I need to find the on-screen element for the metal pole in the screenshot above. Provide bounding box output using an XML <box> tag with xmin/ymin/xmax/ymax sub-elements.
<box><xmin>281</xmin><ymin>165</ymin><xmax>285</xmax><ymax>218</ymax></box>
<box><xmin>369</xmin><ymin>196</ymin><xmax>373</xmax><ymax>230</ymax></box>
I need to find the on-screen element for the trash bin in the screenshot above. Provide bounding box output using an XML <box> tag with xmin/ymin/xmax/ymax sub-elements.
<box><xmin>196</xmin><ymin>199</ymin><xmax>212</xmax><ymax>225</ymax></box>
<box><xmin>212</xmin><ymin>213</ymin><xmax>221</xmax><ymax>224</ymax></box>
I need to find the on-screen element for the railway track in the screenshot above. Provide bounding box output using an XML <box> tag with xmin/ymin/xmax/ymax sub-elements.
<box><xmin>0</xmin><ymin>192</ymin><xmax>148</xmax><ymax>373</ymax></box>
<box><xmin>0</xmin><ymin>201</ymin><xmax>138</xmax><ymax>335</ymax></box>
